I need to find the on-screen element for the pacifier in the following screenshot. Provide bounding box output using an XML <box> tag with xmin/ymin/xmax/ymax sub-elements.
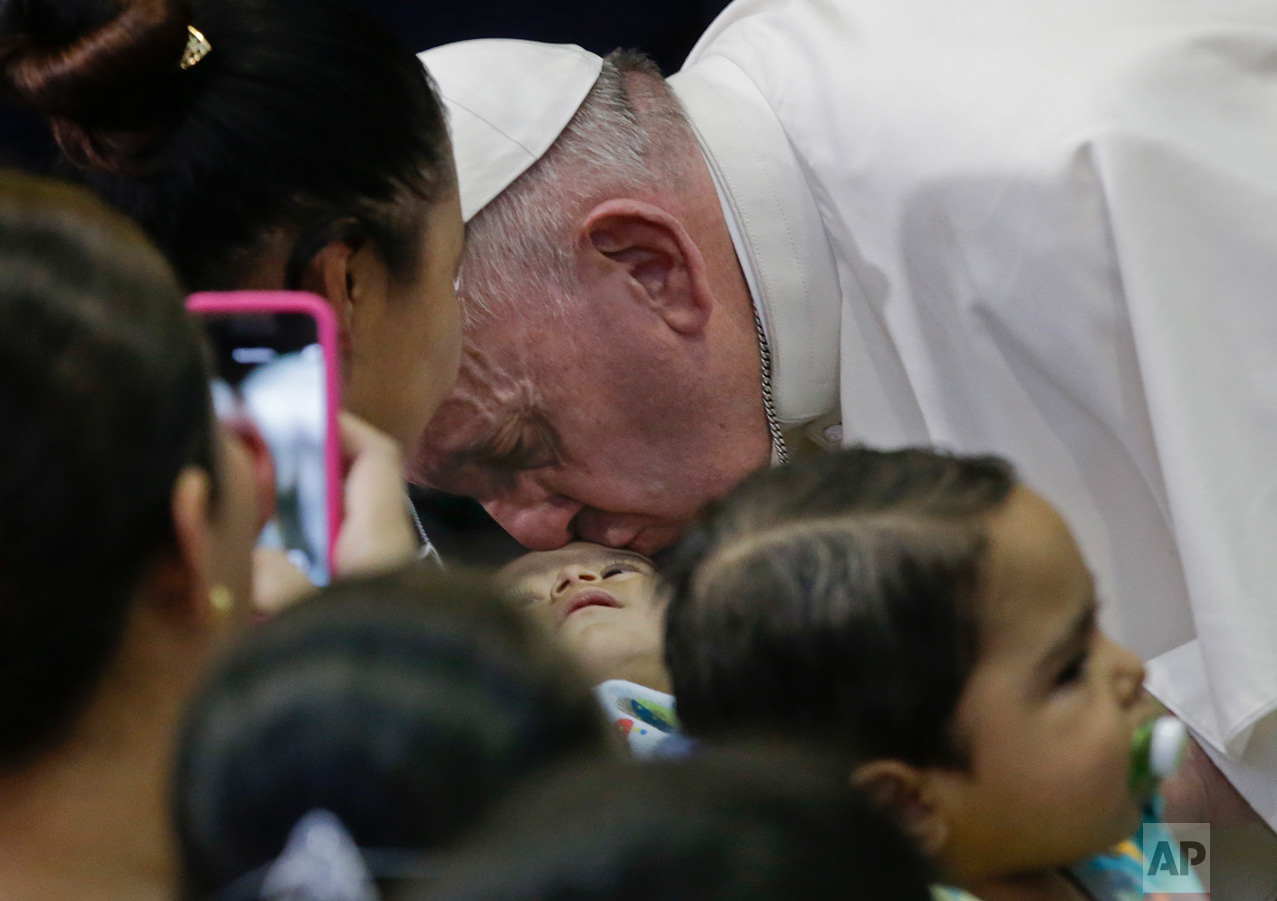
<box><xmin>1129</xmin><ymin>714</ymin><xmax>1189</xmax><ymax>798</ymax></box>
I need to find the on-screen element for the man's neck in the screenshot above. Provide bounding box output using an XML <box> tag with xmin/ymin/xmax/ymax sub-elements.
<box><xmin>0</xmin><ymin>657</ymin><xmax>185</xmax><ymax>901</ymax></box>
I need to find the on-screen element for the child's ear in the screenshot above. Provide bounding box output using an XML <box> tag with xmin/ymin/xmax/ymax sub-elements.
<box><xmin>852</xmin><ymin>760</ymin><xmax>949</xmax><ymax>855</ymax></box>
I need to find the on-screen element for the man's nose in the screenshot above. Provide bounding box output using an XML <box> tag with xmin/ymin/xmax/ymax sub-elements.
<box><xmin>484</xmin><ymin>485</ymin><xmax>582</xmax><ymax>551</ymax></box>
<box><xmin>553</xmin><ymin>565</ymin><xmax>600</xmax><ymax>597</ymax></box>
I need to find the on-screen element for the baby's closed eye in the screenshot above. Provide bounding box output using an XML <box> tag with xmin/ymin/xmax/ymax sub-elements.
<box><xmin>509</xmin><ymin>590</ymin><xmax>543</xmax><ymax>607</ymax></box>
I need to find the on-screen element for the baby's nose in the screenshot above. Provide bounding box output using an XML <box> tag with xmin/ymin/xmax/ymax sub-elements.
<box><xmin>1112</xmin><ymin>641</ymin><xmax>1147</xmax><ymax>709</ymax></box>
<box><xmin>553</xmin><ymin>565</ymin><xmax>600</xmax><ymax>596</ymax></box>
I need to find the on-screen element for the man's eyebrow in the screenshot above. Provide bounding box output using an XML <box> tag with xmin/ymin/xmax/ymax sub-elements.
<box><xmin>464</xmin><ymin>407</ymin><xmax>566</xmax><ymax>471</ymax></box>
<box><xmin>1038</xmin><ymin>593</ymin><xmax>1099</xmax><ymax>672</ymax></box>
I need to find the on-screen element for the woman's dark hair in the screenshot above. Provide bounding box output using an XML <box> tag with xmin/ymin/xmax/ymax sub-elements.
<box><xmin>0</xmin><ymin>0</ymin><xmax>452</xmax><ymax>290</ymax></box>
<box><xmin>664</xmin><ymin>447</ymin><xmax>1015</xmax><ymax>768</ymax></box>
<box><xmin>174</xmin><ymin>566</ymin><xmax>612</xmax><ymax>900</ymax></box>
<box><xmin>406</xmin><ymin>745</ymin><xmax>934</xmax><ymax>901</ymax></box>
<box><xmin>0</xmin><ymin>169</ymin><xmax>216</xmax><ymax>767</ymax></box>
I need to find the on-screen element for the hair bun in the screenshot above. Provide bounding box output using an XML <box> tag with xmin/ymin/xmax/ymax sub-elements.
<box><xmin>0</xmin><ymin>0</ymin><xmax>193</xmax><ymax>173</ymax></box>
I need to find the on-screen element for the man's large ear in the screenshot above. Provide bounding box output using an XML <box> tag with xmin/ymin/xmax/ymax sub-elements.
<box><xmin>853</xmin><ymin>759</ymin><xmax>950</xmax><ymax>856</ymax></box>
<box><xmin>580</xmin><ymin>199</ymin><xmax>712</xmax><ymax>336</ymax></box>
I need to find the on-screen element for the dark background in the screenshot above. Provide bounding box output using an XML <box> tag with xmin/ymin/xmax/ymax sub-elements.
<box><xmin>1</xmin><ymin>1</ymin><xmax>731</xmax><ymax>171</ymax></box>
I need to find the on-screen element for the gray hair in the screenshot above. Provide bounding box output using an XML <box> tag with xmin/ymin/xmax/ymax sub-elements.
<box><xmin>458</xmin><ymin>50</ymin><xmax>697</xmax><ymax>326</ymax></box>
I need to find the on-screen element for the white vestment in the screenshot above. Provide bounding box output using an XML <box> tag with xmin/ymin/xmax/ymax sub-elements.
<box><xmin>670</xmin><ymin>0</ymin><xmax>1277</xmax><ymax>845</ymax></box>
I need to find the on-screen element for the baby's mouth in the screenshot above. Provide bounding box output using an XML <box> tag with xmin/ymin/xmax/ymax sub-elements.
<box><xmin>559</xmin><ymin>589</ymin><xmax>623</xmax><ymax>625</ymax></box>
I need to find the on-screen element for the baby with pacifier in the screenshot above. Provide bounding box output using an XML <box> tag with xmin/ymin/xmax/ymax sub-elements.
<box><xmin>499</xmin><ymin>543</ymin><xmax>681</xmax><ymax>757</ymax></box>
<box><xmin>662</xmin><ymin>446</ymin><xmax>1203</xmax><ymax>901</ymax></box>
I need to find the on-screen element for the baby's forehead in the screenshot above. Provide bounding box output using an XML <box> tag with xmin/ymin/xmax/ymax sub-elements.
<box><xmin>498</xmin><ymin>543</ymin><xmax>652</xmax><ymax>585</ymax></box>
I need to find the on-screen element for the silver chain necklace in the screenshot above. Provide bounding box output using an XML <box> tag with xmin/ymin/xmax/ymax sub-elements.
<box><xmin>751</xmin><ymin>303</ymin><xmax>789</xmax><ymax>465</ymax></box>
<box><xmin>406</xmin><ymin>491</ymin><xmax>444</xmax><ymax>569</ymax></box>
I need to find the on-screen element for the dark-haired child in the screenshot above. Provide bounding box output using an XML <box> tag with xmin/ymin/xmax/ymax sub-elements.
<box><xmin>174</xmin><ymin>567</ymin><xmax>611</xmax><ymax>900</ymax></box>
<box><xmin>500</xmin><ymin>543</ymin><xmax>680</xmax><ymax>757</ymax></box>
<box><xmin>664</xmin><ymin>447</ymin><xmax>1202</xmax><ymax>901</ymax></box>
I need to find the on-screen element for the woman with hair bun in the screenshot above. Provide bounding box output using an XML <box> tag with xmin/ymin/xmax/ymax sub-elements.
<box><xmin>0</xmin><ymin>0</ymin><xmax>463</xmax><ymax>450</ymax></box>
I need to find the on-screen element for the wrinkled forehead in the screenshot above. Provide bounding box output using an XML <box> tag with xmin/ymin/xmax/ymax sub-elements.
<box><xmin>498</xmin><ymin>542</ymin><xmax>654</xmax><ymax>586</ymax></box>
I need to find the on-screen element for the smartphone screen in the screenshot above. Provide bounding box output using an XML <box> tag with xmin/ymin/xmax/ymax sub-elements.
<box><xmin>202</xmin><ymin>311</ymin><xmax>332</xmax><ymax>586</ymax></box>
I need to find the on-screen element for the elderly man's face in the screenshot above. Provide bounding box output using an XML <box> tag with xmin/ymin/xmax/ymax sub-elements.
<box><xmin>409</xmin><ymin>311</ymin><xmax>768</xmax><ymax>554</ymax></box>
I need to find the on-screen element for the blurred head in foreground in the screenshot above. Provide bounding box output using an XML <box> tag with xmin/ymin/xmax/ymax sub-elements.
<box><xmin>409</xmin><ymin>745</ymin><xmax>933</xmax><ymax>901</ymax></box>
<box><xmin>174</xmin><ymin>568</ymin><xmax>612</xmax><ymax>899</ymax></box>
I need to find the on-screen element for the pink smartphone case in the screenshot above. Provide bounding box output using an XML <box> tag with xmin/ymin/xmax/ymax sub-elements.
<box><xmin>186</xmin><ymin>291</ymin><xmax>343</xmax><ymax>576</ymax></box>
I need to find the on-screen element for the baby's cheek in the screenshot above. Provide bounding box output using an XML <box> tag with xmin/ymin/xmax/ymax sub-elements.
<box><xmin>521</xmin><ymin>601</ymin><xmax>559</xmax><ymax>633</ymax></box>
<box><xmin>1080</xmin><ymin>717</ymin><xmax>1143</xmax><ymax>836</ymax></box>
<box><xmin>1030</xmin><ymin>720</ymin><xmax>1123</xmax><ymax>808</ymax></box>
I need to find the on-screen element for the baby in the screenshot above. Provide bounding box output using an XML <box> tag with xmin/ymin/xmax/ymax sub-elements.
<box><xmin>663</xmin><ymin>447</ymin><xmax>1202</xmax><ymax>901</ymax></box>
<box><xmin>499</xmin><ymin>543</ymin><xmax>679</xmax><ymax>756</ymax></box>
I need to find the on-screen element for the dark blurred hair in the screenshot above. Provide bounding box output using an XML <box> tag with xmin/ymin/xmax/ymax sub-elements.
<box><xmin>174</xmin><ymin>567</ymin><xmax>612</xmax><ymax>900</ymax></box>
<box><xmin>665</xmin><ymin>447</ymin><xmax>1015</xmax><ymax>768</ymax></box>
<box><xmin>0</xmin><ymin>0</ymin><xmax>451</xmax><ymax>289</ymax></box>
<box><xmin>0</xmin><ymin>168</ymin><xmax>215</xmax><ymax>767</ymax></box>
<box><xmin>406</xmin><ymin>745</ymin><xmax>934</xmax><ymax>901</ymax></box>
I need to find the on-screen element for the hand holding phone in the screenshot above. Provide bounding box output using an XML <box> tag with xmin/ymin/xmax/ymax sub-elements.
<box><xmin>249</xmin><ymin>414</ymin><xmax>420</xmax><ymax>613</ymax></box>
<box><xmin>189</xmin><ymin>292</ymin><xmax>342</xmax><ymax>586</ymax></box>
<box><xmin>190</xmin><ymin>292</ymin><xmax>424</xmax><ymax>605</ymax></box>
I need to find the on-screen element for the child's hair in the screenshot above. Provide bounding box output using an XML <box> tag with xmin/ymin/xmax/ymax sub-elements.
<box><xmin>408</xmin><ymin>745</ymin><xmax>934</xmax><ymax>901</ymax></box>
<box><xmin>173</xmin><ymin>566</ymin><xmax>612</xmax><ymax>899</ymax></box>
<box><xmin>665</xmin><ymin>447</ymin><xmax>1015</xmax><ymax>768</ymax></box>
<box><xmin>0</xmin><ymin>169</ymin><xmax>215</xmax><ymax>768</ymax></box>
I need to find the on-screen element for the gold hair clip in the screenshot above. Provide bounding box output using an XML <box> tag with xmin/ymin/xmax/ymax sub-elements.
<box><xmin>180</xmin><ymin>25</ymin><xmax>212</xmax><ymax>70</ymax></box>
